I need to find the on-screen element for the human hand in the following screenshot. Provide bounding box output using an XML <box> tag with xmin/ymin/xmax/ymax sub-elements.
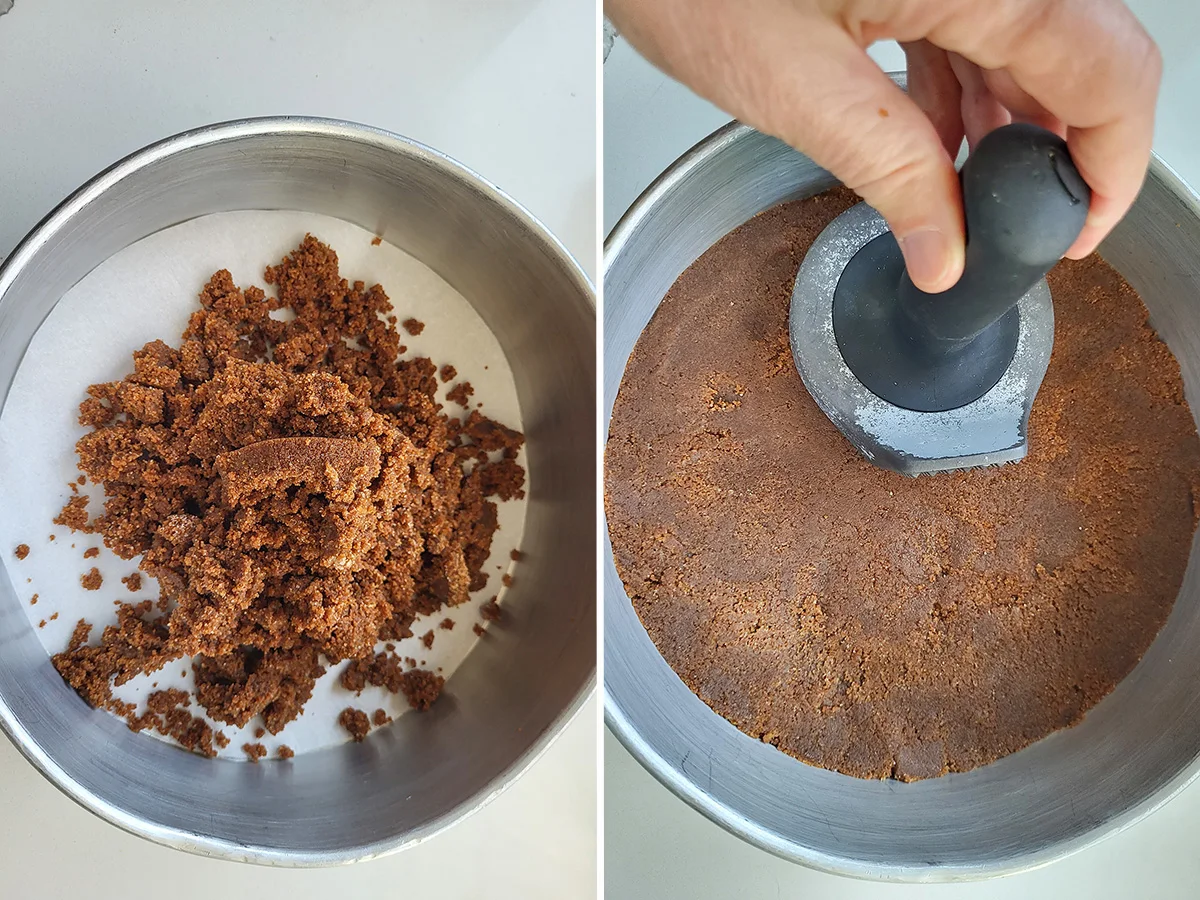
<box><xmin>607</xmin><ymin>0</ymin><xmax>1161</xmax><ymax>293</ymax></box>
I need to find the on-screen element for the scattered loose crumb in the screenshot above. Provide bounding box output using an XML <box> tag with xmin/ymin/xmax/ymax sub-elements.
<box><xmin>215</xmin><ymin>731</ymin><xmax>230</xmax><ymax>749</ymax></box>
<box><xmin>480</xmin><ymin>597</ymin><xmax>502</xmax><ymax>621</ymax></box>
<box><xmin>121</xmin><ymin>573</ymin><xmax>142</xmax><ymax>592</ymax></box>
<box><xmin>339</xmin><ymin>707</ymin><xmax>371</xmax><ymax>741</ymax></box>
<box><xmin>446</xmin><ymin>381</ymin><xmax>474</xmax><ymax>408</ymax></box>
<box><xmin>384</xmin><ymin>642</ymin><xmax>395</xmax><ymax>652</ymax></box>
<box><xmin>38</xmin><ymin>619</ymin><xmax>47</xmax><ymax>629</ymax></box>
<box><xmin>421</xmin><ymin>629</ymin><xmax>435</xmax><ymax>649</ymax></box>
<box><xmin>372</xmin><ymin>708</ymin><xmax>391</xmax><ymax>726</ymax></box>
<box><xmin>54</xmin><ymin>495</ymin><xmax>91</xmax><ymax>532</ymax></box>
<box><xmin>30</xmin><ymin>594</ymin><xmax>38</xmax><ymax>606</ymax></box>
<box><xmin>278</xmin><ymin>745</ymin><xmax>294</xmax><ymax>760</ymax></box>
<box><xmin>243</xmin><ymin>742</ymin><xmax>267</xmax><ymax>762</ymax></box>
<box><xmin>439</xmin><ymin>364</ymin><xmax>457</xmax><ymax>383</ymax></box>
<box><xmin>370</xmin><ymin>236</ymin><xmax>382</xmax><ymax>246</ymax></box>
<box><xmin>510</xmin><ymin>549</ymin><xmax>523</xmax><ymax>561</ymax></box>
<box><xmin>80</xmin><ymin>568</ymin><xmax>103</xmax><ymax>590</ymax></box>
<box><xmin>48</xmin><ymin>534</ymin><xmax>56</xmax><ymax>541</ymax></box>
<box><xmin>399</xmin><ymin>670</ymin><xmax>445</xmax><ymax>710</ymax></box>
<box><xmin>83</xmin><ymin>547</ymin><xmax>99</xmax><ymax>559</ymax></box>
<box><xmin>405</xmin><ymin>656</ymin><xmax>417</xmax><ymax>668</ymax></box>
<box><xmin>402</xmin><ymin>317</ymin><xmax>425</xmax><ymax>336</ymax></box>
<box><xmin>49</xmin><ymin>612</ymin><xmax>58</xmax><ymax>622</ymax></box>
<box><xmin>439</xmin><ymin>618</ymin><xmax>455</xmax><ymax>631</ymax></box>
<box><xmin>77</xmin><ymin>475</ymin><xmax>87</xmax><ymax>485</ymax></box>
<box><xmin>502</xmin><ymin>573</ymin><xmax>514</xmax><ymax>588</ymax></box>
<box><xmin>14</xmin><ymin>544</ymin><xmax>29</xmax><ymax>560</ymax></box>
<box><xmin>473</xmin><ymin>623</ymin><xmax>486</xmax><ymax>637</ymax></box>
<box><xmin>254</xmin><ymin>727</ymin><xmax>265</xmax><ymax>739</ymax></box>
<box><xmin>69</xmin><ymin>482</ymin><xmax>79</xmax><ymax>494</ymax></box>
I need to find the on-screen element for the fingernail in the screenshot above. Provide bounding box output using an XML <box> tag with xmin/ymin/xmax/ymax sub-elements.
<box><xmin>898</xmin><ymin>228</ymin><xmax>954</xmax><ymax>291</ymax></box>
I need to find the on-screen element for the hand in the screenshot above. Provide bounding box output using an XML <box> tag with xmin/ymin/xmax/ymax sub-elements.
<box><xmin>607</xmin><ymin>0</ymin><xmax>1161</xmax><ymax>293</ymax></box>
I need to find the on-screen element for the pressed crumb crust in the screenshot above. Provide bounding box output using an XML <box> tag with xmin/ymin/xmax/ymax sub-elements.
<box><xmin>605</xmin><ymin>188</ymin><xmax>1200</xmax><ymax>781</ymax></box>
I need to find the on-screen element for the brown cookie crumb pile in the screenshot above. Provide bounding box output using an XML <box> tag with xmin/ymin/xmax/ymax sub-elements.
<box><xmin>50</xmin><ymin>236</ymin><xmax>522</xmax><ymax>756</ymax></box>
<box><xmin>372</xmin><ymin>708</ymin><xmax>392</xmax><ymax>726</ymax></box>
<box><xmin>14</xmin><ymin>543</ymin><xmax>30</xmax><ymax>560</ymax></box>
<box><xmin>243</xmin><ymin>742</ymin><xmax>267</xmax><ymax>762</ymax></box>
<box><xmin>80</xmin><ymin>568</ymin><xmax>102</xmax><ymax>591</ymax></box>
<box><xmin>277</xmin><ymin>744</ymin><xmax>294</xmax><ymax>760</ymax></box>
<box><xmin>338</xmin><ymin>707</ymin><xmax>371</xmax><ymax>741</ymax></box>
<box><xmin>605</xmin><ymin>188</ymin><xmax>1200</xmax><ymax>782</ymax></box>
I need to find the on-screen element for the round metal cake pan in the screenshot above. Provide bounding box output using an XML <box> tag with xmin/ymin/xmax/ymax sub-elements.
<box><xmin>0</xmin><ymin>117</ymin><xmax>595</xmax><ymax>865</ymax></box>
<box><xmin>604</xmin><ymin>108</ymin><xmax>1200</xmax><ymax>880</ymax></box>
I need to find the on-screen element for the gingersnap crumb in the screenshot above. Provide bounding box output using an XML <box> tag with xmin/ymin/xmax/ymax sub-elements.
<box><xmin>48</xmin><ymin>534</ymin><xmax>55</xmax><ymax>541</ymax></box>
<box><xmin>77</xmin><ymin>475</ymin><xmax>87</xmax><ymax>485</ymax></box>
<box><xmin>80</xmin><ymin>568</ymin><xmax>103</xmax><ymax>590</ymax></box>
<box><xmin>69</xmin><ymin>482</ymin><xmax>79</xmax><ymax>494</ymax></box>
<box><xmin>421</xmin><ymin>630</ymin><xmax>435</xmax><ymax>649</ymax></box>
<box><xmin>405</xmin><ymin>656</ymin><xmax>417</xmax><ymax>668</ymax></box>
<box><xmin>214</xmin><ymin>731</ymin><xmax>230</xmax><ymax>749</ymax></box>
<box><xmin>14</xmin><ymin>544</ymin><xmax>29</xmax><ymax>560</ymax></box>
<box><xmin>48</xmin><ymin>236</ymin><xmax>522</xmax><ymax>756</ymax></box>
<box><xmin>339</xmin><ymin>707</ymin><xmax>371</xmax><ymax>741</ymax></box>
<box><xmin>446</xmin><ymin>381</ymin><xmax>474</xmax><ymax>408</ymax></box>
<box><xmin>278</xmin><ymin>744</ymin><xmax>294</xmax><ymax>759</ymax></box>
<box><xmin>473</xmin><ymin>623</ymin><xmax>486</xmax><ymax>637</ymax></box>
<box><xmin>243</xmin><ymin>742</ymin><xmax>267</xmax><ymax>762</ymax></box>
<box><xmin>254</xmin><ymin>727</ymin><xmax>265</xmax><ymax>739</ymax></box>
<box><xmin>510</xmin><ymin>549</ymin><xmax>523</xmax><ymax>561</ymax></box>
<box><xmin>399</xmin><ymin>669</ymin><xmax>444</xmax><ymax>710</ymax></box>
<box><xmin>439</xmin><ymin>618</ymin><xmax>454</xmax><ymax>631</ymax></box>
<box><xmin>372</xmin><ymin>708</ymin><xmax>391</xmax><ymax>726</ymax></box>
<box><xmin>83</xmin><ymin>547</ymin><xmax>99</xmax><ymax>559</ymax></box>
<box><xmin>402</xmin><ymin>318</ymin><xmax>425</xmax><ymax>336</ymax></box>
<box><xmin>54</xmin><ymin>495</ymin><xmax>91</xmax><ymax>532</ymax></box>
<box><xmin>370</xmin><ymin>236</ymin><xmax>382</xmax><ymax>246</ymax></box>
<box><xmin>384</xmin><ymin>642</ymin><xmax>395</xmax><ymax>652</ymax></box>
<box><xmin>480</xmin><ymin>597</ymin><xmax>502</xmax><ymax>621</ymax></box>
<box><xmin>49</xmin><ymin>612</ymin><xmax>58</xmax><ymax>622</ymax></box>
<box><xmin>30</xmin><ymin>594</ymin><xmax>38</xmax><ymax>606</ymax></box>
<box><xmin>439</xmin><ymin>364</ymin><xmax>457</xmax><ymax>383</ymax></box>
<box><xmin>501</xmin><ymin>573</ymin><xmax>513</xmax><ymax>588</ymax></box>
<box><xmin>38</xmin><ymin>620</ymin><xmax>47</xmax><ymax>629</ymax></box>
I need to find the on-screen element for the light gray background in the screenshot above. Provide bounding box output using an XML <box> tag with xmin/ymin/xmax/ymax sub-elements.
<box><xmin>604</xmin><ymin>2</ymin><xmax>1200</xmax><ymax>897</ymax></box>
<box><xmin>0</xmin><ymin>1</ymin><xmax>597</xmax><ymax>898</ymax></box>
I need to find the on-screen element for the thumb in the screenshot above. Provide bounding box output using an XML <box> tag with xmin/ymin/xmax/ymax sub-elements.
<box><xmin>752</xmin><ymin>29</ymin><xmax>965</xmax><ymax>292</ymax></box>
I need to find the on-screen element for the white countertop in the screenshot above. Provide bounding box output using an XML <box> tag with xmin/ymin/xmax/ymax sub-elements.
<box><xmin>0</xmin><ymin>1</ymin><xmax>596</xmax><ymax>898</ymax></box>
<box><xmin>604</xmin><ymin>2</ymin><xmax>1200</xmax><ymax>896</ymax></box>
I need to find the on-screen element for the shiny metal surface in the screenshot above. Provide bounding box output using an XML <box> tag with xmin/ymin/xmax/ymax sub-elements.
<box><xmin>0</xmin><ymin>118</ymin><xmax>595</xmax><ymax>865</ymax></box>
<box><xmin>604</xmin><ymin>118</ymin><xmax>1200</xmax><ymax>880</ymax></box>
<box><xmin>789</xmin><ymin>201</ymin><xmax>1054</xmax><ymax>475</ymax></box>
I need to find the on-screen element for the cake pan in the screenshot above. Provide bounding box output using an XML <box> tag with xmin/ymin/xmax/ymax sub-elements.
<box><xmin>604</xmin><ymin>83</ymin><xmax>1200</xmax><ymax>881</ymax></box>
<box><xmin>0</xmin><ymin>117</ymin><xmax>595</xmax><ymax>865</ymax></box>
